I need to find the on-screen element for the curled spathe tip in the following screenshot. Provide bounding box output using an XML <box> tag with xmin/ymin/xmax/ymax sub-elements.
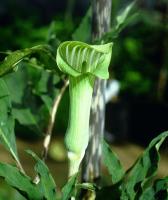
<box><xmin>56</xmin><ymin>41</ymin><xmax>113</xmax><ymax>79</ymax></box>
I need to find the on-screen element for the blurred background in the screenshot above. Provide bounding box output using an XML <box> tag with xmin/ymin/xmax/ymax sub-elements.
<box><xmin>0</xmin><ymin>0</ymin><xmax>168</xmax><ymax>199</ymax></box>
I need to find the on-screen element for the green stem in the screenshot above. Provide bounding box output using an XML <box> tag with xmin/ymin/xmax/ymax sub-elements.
<box><xmin>65</xmin><ymin>74</ymin><xmax>95</xmax><ymax>176</ymax></box>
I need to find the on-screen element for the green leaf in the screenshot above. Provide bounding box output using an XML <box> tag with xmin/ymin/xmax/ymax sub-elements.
<box><xmin>139</xmin><ymin>177</ymin><xmax>168</xmax><ymax>200</ymax></box>
<box><xmin>62</xmin><ymin>174</ymin><xmax>78</xmax><ymax>200</ymax></box>
<box><xmin>0</xmin><ymin>78</ymin><xmax>19</xmax><ymax>164</ymax></box>
<box><xmin>101</xmin><ymin>1</ymin><xmax>139</xmax><ymax>42</ymax></box>
<box><xmin>139</xmin><ymin>187</ymin><xmax>155</xmax><ymax>200</ymax></box>
<box><xmin>0</xmin><ymin>45</ymin><xmax>58</xmax><ymax>77</ymax></box>
<box><xmin>56</xmin><ymin>41</ymin><xmax>112</xmax><ymax>79</ymax></box>
<box><xmin>3</xmin><ymin>66</ymin><xmax>28</xmax><ymax>104</ymax></box>
<box><xmin>154</xmin><ymin>177</ymin><xmax>168</xmax><ymax>193</ymax></box>
<box><xmin>0</xmin><ymin>151</ymin><xmax>57</xmax><ymax>200</ymax></box>
<box><xmin>40</xmin><ymin>95</ymin><xmax>53</xmax><ymax>113</ymax></box>
<box><xmin>13</xmin><ymin>108</ymin><xmax>41</xmax><ymax>134</ymax></box>
<box><xmin>115</xmin><ymin>1</ymin><xmax>136</xmax><ymax>31</ymax></box>
<box><xmin>0</xmin><ymin>162</ymin><xmax>42</xmax><ymax>200</ymax></box>
<box><xmin>120</xmin><ymin>131</ymin><xmax>168</xmax><ymax>200</ymax></box>
<box><xmin>26</xmin><ymin>150</ymin><xmax>56</xmax><ymax>200</ymax></box>
<box><xmin>3</xmin><ymin>66</ymin><xmax>42</xmax><ymax>136</ymax></box>
<box><xmin>34</xmin><ymin>71</ymin><xmax>60</xmax><ymax>112</ymax></box>
<box><xmin>154</xmin><ymin>177</ymin><xmax>168</xmax><ymax>200</ymax></box>
<box><xmin>34</xmin><ymin>70</ymin><xmax>51</xmax><ymax>94</ymax></box>
<box><xmin>4</xmin><ymin>66</ymin><xmax>58</xmax><ymax>136</ymax></box>
<box><xmin>102</xmin><ymin>139</ymin><xmax>125</xmax><ymax>184</ymax></box>
<box><xmin>72</xmin><ymin>8</ymin><xmax>91</xmax><ymax>42</ymax></box>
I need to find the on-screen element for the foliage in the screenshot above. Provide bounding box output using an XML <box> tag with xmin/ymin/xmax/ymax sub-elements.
<box><xmin>0</xmin><ymin>79</ymin><xmax>20</xmax><ymax>166</ymax></box>
<box><xmin>0</xmin><ymin>45</ymin><xmax>59</xmax><ymax>76</ymax></box>
<box><xmin>0</xmin><ymin>45</ymin><xmax>62</xmax><ymax>138</ymax></box>
<box><xmin>0</xmin><ymin>92</ymin><xmax>167</xmax><ymax>199</ymax></box>
<box><xmin>61</xmin><ymin>174</ymin><xmax>78</xmax><ymax>200</ymax></box>
<box><xmin>102</xmin><ymin>139</ymin><xmax>124</xmax><ymax>184</ymax></box>
<box><xmin>96</xmin><ymin>132</ymin><xmax>168</xmax><ymax>200</ymax></box>
<box><xmin>0</xmin><ymin>152</ymin><xmax>57</xmax><ymax>200</ymax></box>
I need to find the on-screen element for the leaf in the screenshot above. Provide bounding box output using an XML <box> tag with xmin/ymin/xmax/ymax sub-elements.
<box><xmin>34</xmin><ymin>70</ymin><xmax>60</xmax><ymax>113</ymax></box>
<box><xmin>27</xmin><ymin>150</ymin><xmax>56</xmax><ymax>200</ymax></box>
<box><xmin>154</xmin><ymin>177</ymin><xmax>168</xmax><ymax>200</ymax></box>
<box><xmin>139</xmin><ymin>177</ymin><xmax>168</xmax><ymax>200</ymax></box>
<box><xmin>56</xmin><ymin>41</ymin><xmax>112</xmax><ymax>79</ymax></box>
<box><xmin>72</xmin><ymin>8</ymin><xmax>91</xmax><ymax>42</ymax></box>
<box><xmin>115</xmin><ymin>1</ymin><xmax>136</xmax><ymax>31</ymax></box>
<box><xmin>101</xmin><ymin>1</ymin><xmax>139</xmax><ymax>42</ymax></box>
<box><xmin>3</xmin><ymin>66</ymin><xmax>28</xmax><ymax>104</ymax></box>
<box><xmin>40</xmin><ymin>95</ymin><xmax>53</xmax><ymax>113</ymax></box>
<box><xmin>62</xmin><ymin>174</ymin><xmax>78</xmax><ymax>200</ymax></box>
<box><xmin>154</xmin><ymin>177</ymin><xmax>168</xmax><ymax>193</ymax></box>
<box><xmin>0</xmin><ymin>78</ymin><xmax>19</xmax><ymax>164</ymax></box>
<box><xmin>0</xmin><ymin>45</ymin><xmax>58</xmax><ymax>77</ymax></box>
<box><xmin>0</xmin><ymin>151</ymin><xmax>57</xmax><ymax>200</ymax></box>
<box><xmin>13</xmin><ymin>108</ymin><xmax>41</xmax><ymax>134</ymax></box>
<box><xmin>3</xmin><ymin>66</ymin><xmax>42</xmax><ymax>136</ymax></box>
<box><xmin>120</xmin><ymin>131</ymin><xmax>168</xmax><ymax>200</ymax></box>
<box><xmin>97</xmin><ymin>132</ymin><xmax>168</xmax><ymax>200</ymax></box>
<box><xmin>102</xmin><ymin>139</ymin><xmax>125</xmax><ymax>184</ymax></box>
<box><xmin>139</xmin><ymin>187</ymin><xmax>155</xmax><ymax>200</ymax></box>
<box><xmin>0</xmin><ymin>162</ymin><xmax>43</xmax><ymax>200</ymax></box>
<box><xmin>4</xmin><ymin>66</ymin><xmax>58</xmax><ymax>136</ymax></box>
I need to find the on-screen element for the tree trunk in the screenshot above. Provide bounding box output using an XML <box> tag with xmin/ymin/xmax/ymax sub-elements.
<box><xmin>82</xmin><ymin>0</ymin><xmax>112</xmax><ymax>183</ymax></box>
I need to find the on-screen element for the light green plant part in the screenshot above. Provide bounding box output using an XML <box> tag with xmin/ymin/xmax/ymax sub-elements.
<box><xmin>56</xmin><ymin>41</ymin><xmax>112</xmax><ymax>176</ymax></box>
<box><xmin>0</xmin><ymin>45</ymin><xmax>58</xmax><ymax>77</ymax></box>
<box><xmin>0</xmin><ymin>78</ymin><xmax>24</xmax><ymax>172</ymax></box>
<box><xmin>56</xmin><ymin>41</ymin><xmax>112</xmax><ymax>78</ymax></box>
